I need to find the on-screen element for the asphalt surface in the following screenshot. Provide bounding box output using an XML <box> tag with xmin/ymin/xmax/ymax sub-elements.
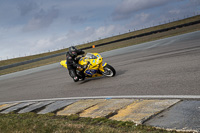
<box><xmin>0</xmin><ymin>31</ymin><xmax>200</xmax><ymax>103</ymax></box>
<box><xmin>145</xmin><ymin>100</ymin><xmax>200</xmax><ymax>132</ymax></box>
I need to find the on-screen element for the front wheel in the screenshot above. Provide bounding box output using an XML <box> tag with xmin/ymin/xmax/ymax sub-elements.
<box><xmin>102</xmin><ymin>64</ymin><xmax>116</xmax><ymax>77</ymax></box>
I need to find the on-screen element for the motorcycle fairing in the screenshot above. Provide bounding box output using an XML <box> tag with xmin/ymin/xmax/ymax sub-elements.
<box><xmin>60</xmin><ymin>53</ymin><xmax>108</xmax><ymax>78</ymax></box>
<box><xmin>60</xmin><ymin>60</ymin><xmax>67</xmax><ymax>69</ymax></box>
<box><xmin>85</xmin><ymin>69</ymin><xmax>97</xmax><ymax>76</ymax></box>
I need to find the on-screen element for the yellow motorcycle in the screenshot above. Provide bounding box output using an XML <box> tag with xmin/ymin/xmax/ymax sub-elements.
<box><xmin>60</xmin><ymin>53</ymin><xmax>116</xmax><ymax>81</ymax></box>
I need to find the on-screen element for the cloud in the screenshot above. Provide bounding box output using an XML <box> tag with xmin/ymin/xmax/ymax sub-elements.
<box><xmin>17</xmin><ymin>1</ymin><xmax>39</xmax><ymax>16</ymax></box>
<box><xmin>169</xmin><ymin>9</ymin><xmax>181</xmax><ymax>15</ymax></box>
<box><xmin>64</xmin><ymin>25</ymin><xmax>124</xmax><ymax>45</ymax></box>
<box><xmin>23</xmin><ymin>6</ymin><xmax>59</xmax><ymax>32</ymax></box>
<box><xmin>30</xmin><ymin>24</ymin><xmax>124</xmax><ymax>53</ymax></box>
<box><xmin>1</xmin><ymin>0</ymin><xmax>199</xmax><ymax>60</ymax></box>
<box><xmin>70</xmin><ymin>16</ymin><xmax>87</xmax><ymax>24</ymax></box>
<box><xmin>125</xmin><ymin>12</ymin><xmax>152</xmax><ymax>29</ymax></box>
<box><xmin>162</xmin><ymin>0</ymin><xmax>200</xmax><ymax>20</ymax></box>
<box><xmin>112</xmin><ymin>0</ymin><xmax>170</xmax><ymax>21</ymax></box>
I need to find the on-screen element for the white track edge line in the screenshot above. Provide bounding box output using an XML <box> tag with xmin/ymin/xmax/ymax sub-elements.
<box><xmin>0</xmin><ymin>95</ymin><xmax>200</xmax><ymax>104</ymax></box>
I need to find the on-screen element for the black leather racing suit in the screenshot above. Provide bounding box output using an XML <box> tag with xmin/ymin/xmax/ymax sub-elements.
<box><xmin>66</xmin><ymin>49</ymin><xmax>85</xmax><ymax>81</ymax></box>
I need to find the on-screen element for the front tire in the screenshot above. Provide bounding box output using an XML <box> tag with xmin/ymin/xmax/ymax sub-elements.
<box><xmin>102</xmin><ymin>64</ymin><xmax>116</xmax><ymax>77</ymax></box>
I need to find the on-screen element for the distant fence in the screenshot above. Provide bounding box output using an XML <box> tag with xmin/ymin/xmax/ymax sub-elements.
<box><xmin>1</xmin><ymin>19</ymin><xmax>200</xmax><ymax>71</ymax></box>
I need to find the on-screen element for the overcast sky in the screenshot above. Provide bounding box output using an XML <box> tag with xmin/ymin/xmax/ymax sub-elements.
<box><xmin>0</xmin><ymin>0</ymin><xmax>200</xmax><ymax>60</ymax></box>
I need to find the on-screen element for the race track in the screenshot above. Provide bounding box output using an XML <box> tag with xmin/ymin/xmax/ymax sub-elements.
<box><xmin>0</xmin><ymin>31</ymin><xmax>200</xmax><ymax>103</ymax></box>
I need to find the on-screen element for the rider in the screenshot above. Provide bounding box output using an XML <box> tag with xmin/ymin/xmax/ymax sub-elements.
<box><xmin>66</xmin><ymin>46</ymin><xmax>86</xmax><ymax>82</ymax></box>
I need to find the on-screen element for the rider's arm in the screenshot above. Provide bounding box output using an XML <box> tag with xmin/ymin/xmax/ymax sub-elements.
<box><xmin>73</xmin><ymin>62</ymin><xmax>82</xmax><ymax>68</ymax></box>
<box><xmin>77</xmin><ymin>49</ymin><xmax>85</xmax><ymax>55</ymax></box>
<box><xmin>67</xmin><ymin>56</ymin><xmax>82</xmax><ymax>68</ymax></box>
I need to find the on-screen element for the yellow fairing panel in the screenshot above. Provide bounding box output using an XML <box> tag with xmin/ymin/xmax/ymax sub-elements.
<box><xmin>99</xmin><ymin>62</ymin><xmax>107</xmax><ymax>72</ymax></box>
<box><xmin>78</xmin><ymin>57</ymin><xmax>88</xmax><ymax>66</ymax></box>
<box><xmin>60</xmin><ymin>60</ymin><xmax>67</xmax><ymax>69</ymax></box>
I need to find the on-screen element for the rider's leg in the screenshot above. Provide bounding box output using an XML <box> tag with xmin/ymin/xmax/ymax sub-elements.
<box><xmin>77</xmin><ymin>70</ymin><xmax>85</xmax><ymax>80</ymax></box>
<box><xmin>69</xmin><ymin>69</ymin><xmax>79</xmax><ymax>82</ymax></box>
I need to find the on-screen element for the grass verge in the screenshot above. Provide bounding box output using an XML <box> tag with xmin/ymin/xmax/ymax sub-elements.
<box><xmin>0</xmin><ymin>113</ymin><xmax>187</xmax><ymax>133</ymax></box>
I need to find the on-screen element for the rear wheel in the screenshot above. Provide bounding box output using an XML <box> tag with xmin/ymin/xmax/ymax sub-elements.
<box><xmin>102</xmin><ymin>64</ymin><xmax>116</xmax><ymax>77</ymax></box>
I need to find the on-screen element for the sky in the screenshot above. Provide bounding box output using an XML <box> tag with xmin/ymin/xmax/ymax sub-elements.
<box><xmin>0</xmin><ymin>0</ymin><xmax>200</xmax><ymax>60</ymax></box>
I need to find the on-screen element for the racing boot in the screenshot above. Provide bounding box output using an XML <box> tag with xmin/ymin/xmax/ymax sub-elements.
<box><xmin>73</xmin><ymin>76</ymin><xmax>79</xmax><ymax>82</ymax></box>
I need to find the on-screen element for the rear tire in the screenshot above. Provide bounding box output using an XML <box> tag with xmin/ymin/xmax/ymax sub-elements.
<box><xmin>102</xmin><ymin>64</ymin><xmax>116</xmax><ymax>77</ymax></box>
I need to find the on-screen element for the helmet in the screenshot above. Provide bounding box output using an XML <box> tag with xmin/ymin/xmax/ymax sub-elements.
<box><xmin>69</xmin><ymin>46</ymin><xmax>78</xmax><ymax>57</ymax></box>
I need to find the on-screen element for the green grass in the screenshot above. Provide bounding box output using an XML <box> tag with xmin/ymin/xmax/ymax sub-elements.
<box><xmin>0</xmin><ymin>15</ymin><xmax>200</xmax><ymax>76</ymax></box>
<box><xmin>0</xmin><ymin>113</ymin><xmax>186</xmax><ymax>133</ymax></box>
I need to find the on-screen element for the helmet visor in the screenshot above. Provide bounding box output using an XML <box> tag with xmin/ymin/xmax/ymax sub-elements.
<box><xmin>71</xmin><ymin>51</ymin><xmax>77</xmax><ymax>56</ymax></box>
